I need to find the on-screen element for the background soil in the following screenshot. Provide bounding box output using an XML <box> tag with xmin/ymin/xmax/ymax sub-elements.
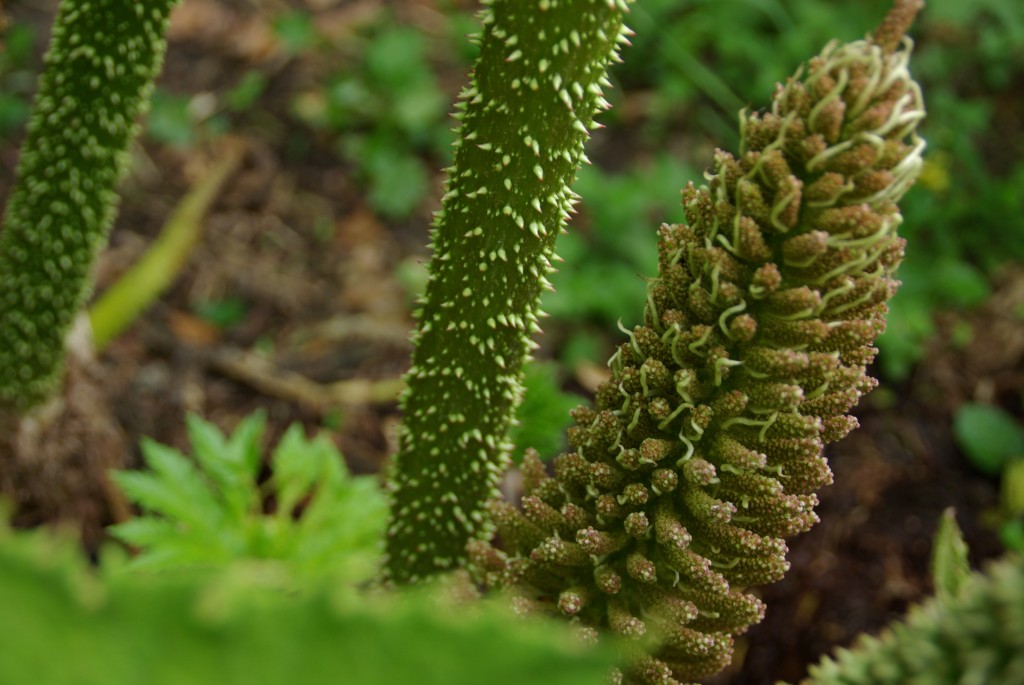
<box><xmin>1</xmin><ymin>1</ymin><xmax>1020</xmax><ymax>683</ymax></box>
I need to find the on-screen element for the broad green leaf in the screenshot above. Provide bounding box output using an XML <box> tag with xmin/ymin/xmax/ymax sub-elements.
<box><xmin>365</xmin><ymin>27</ymin><xmax>431</xmax><ymax>92</ymax></box>
<box><xmin>0</xmin><ymin>92</ymin><xmax>30</xmax><ymax>138</ymax></box>
<box><xmin>953</xmin><ymin>403</ymin><xmax>1024</xmax><ymax>476</ymax></box>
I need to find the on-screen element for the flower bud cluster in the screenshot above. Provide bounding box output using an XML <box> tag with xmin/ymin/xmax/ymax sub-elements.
<box><xmin>471</xmin><ymin>3</ymin><xmax>925</xmax><ymax>682</ymax></box>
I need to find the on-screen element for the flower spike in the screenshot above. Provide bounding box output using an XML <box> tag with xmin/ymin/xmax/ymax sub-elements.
<box><xmin>474</xmin><ymin>3</ymin><xmax>926</xmax><ymax>681</ymax></box>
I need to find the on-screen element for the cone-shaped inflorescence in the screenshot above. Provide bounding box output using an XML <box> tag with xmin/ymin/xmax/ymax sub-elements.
<box><xmin>471</xmin><ymin>2</ymin><xmax>926</xmax><ymax>682</ymax></box>
<box><xmin>386</xmin><ymin>0</ymin><xmax>634</xmax><ymax>584</ymax></box>
<box><xmin>0</xmin><ymin>0</ymin><xmax>178</xmax><ymax>411</ymax></box>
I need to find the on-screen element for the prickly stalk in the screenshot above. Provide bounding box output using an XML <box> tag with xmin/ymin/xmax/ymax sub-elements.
<box><xmin>385</xmin><ymin>0</ymin><xmax>634</xmax><ymax>583</ymax></box>
<box><xmin>0</xmin><ymin>0</ymin><xmax>178</xmax><ymax>410</ymax></box>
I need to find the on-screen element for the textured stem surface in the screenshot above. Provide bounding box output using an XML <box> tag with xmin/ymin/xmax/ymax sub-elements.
<box><xmin>385</xmin><ymin>0</ymin><xmax>633</xmax><ymax>583</ymax></box>
<box><xmin>0</xmin><ymin>0</ymin><xmax>178</xmax><ymax>410</ymax></box>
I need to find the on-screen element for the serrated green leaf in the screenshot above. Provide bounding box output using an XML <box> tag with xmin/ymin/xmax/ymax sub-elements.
<box><xmin>186</xmin><ymin>416</ymin><xmax>253</xmax><ymax>520</ymax></box>
<box><xmin>109</xmin><ymin>483</ymin><xmax>244</xmax><ymax>570</ymax></box>
<box><xmin>113</xmin><ymin>450</ymin><xmax>221</xmax><ymax>529</ymax></box>
<box><xmin>295</xmin><ymin>476</ymin><xmax>385</xmax><ymax>579</ymax></box>
<box><xmin>225</xmin><ymin>411</ymin><xmax>267</xmax><ymax>477</ymax></box>
<box><xmin>186</xmin><ymin>413</ymin><xmax>263</xmax><ymax>521</ymax></box>
<box><xmin>185</xmin><ymin>415</ymin><xmax>231</xmax><ymax>472</ymax></box>
<box><xmin>107</xmin><ymin>517</ymin><xmax>179</xmax><ymax>548</ymax></box>
<box><xmin>112</xmin><ymin>413</ymin><xmax>386</xmax><ymax>582</ymax></box>
<box><xmin>270</xmin><ymin>424</ymin><xmax>331</xmax><ymax>517</ymax></box>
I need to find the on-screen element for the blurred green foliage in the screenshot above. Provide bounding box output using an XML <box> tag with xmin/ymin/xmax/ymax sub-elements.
<box><xmin>1</xmin><ymin>4</ymin><xmax>1022</xmax><ymax>680</ymax></box>
<box><xmin>953</xmin><ymin>403</ymin><xmax>1024</xmax><ymax>478</ymax></box>
<box><xmin>146</xmin><ymin>89</ymin><xmax>199</xmax><ymax>147</ymax></box>
<box><xmin>0</xmin><ymin>518</ymin><xmax>619</xmax><ymax>685</ymax></box>
<box><xmin>290</xmin><ymin>16</ymin><xmax>459</xmax><ymax>219</ymax></box>
<box><xmin>0</xmin><ymin>21</ymin><xmax>35</xmax><ymax>140</ymax></box>
<box><xmin>881</xmin><ymin>0</ymin><xmax>1024</xmax><ymax>379</ymax></box>
<box><xmin>193</xmin><ymin>295</ymin><xmax>250</xmax><ymax>331</ymax></box>
<box><xmin>619</xmin><ymin>0</ymin><xmax>891</xmax><ymax>145</ymax></box>
<box><xmin>225</xmin><ymin>71</ymin><xmax>268</xmax><ymax>112</ymax></box>
<box><xmin>954</xmin><ymin>402</ymin><xmax>1024</xmax><ymax>551</ymax></box>
<box><xmin>509</xmin><ymin>362</ymin><xmax>584</xmax><ymax>461</ymax></box>
<box><xmin>272</xmin><ymin>9</ymin><xmax>318</xmax><ymax>56</ymax></box>
<box><xmin>145</xmin><ymin>88</ymin><xmax>229</xmax><ymax>148</ymax></box>
<box><xmin>543</xmin><ymin>155</ymin><xmax>695</xmax><ymax>329</ymax></box>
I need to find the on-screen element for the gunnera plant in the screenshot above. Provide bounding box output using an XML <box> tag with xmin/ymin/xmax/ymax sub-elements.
<box><xmin>469</xmin><ymin>1</ymin><xmax>926</xmax><ymax>682</ymax></box>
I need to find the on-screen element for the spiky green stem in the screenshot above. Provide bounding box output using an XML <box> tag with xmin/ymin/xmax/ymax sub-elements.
<box><xmin>385</xmin><ymin>0</ymin><xmax>634</xmax><ymax>583</ymax></box>
<box><xmin>472</xmin><ymin>2</ymin><xmax>926</xmax><ymax>682</ymax></box>
<box><xmin>0</xmin><ymin>0</ymin><xmax>178</xmax><ymax>410</ymax></box>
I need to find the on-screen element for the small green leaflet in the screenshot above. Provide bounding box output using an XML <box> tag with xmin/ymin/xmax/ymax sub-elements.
<box><xmin>111</xmin><ymin>412</ymin><xmax>386</xmax><ymax>583</ymax></box>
